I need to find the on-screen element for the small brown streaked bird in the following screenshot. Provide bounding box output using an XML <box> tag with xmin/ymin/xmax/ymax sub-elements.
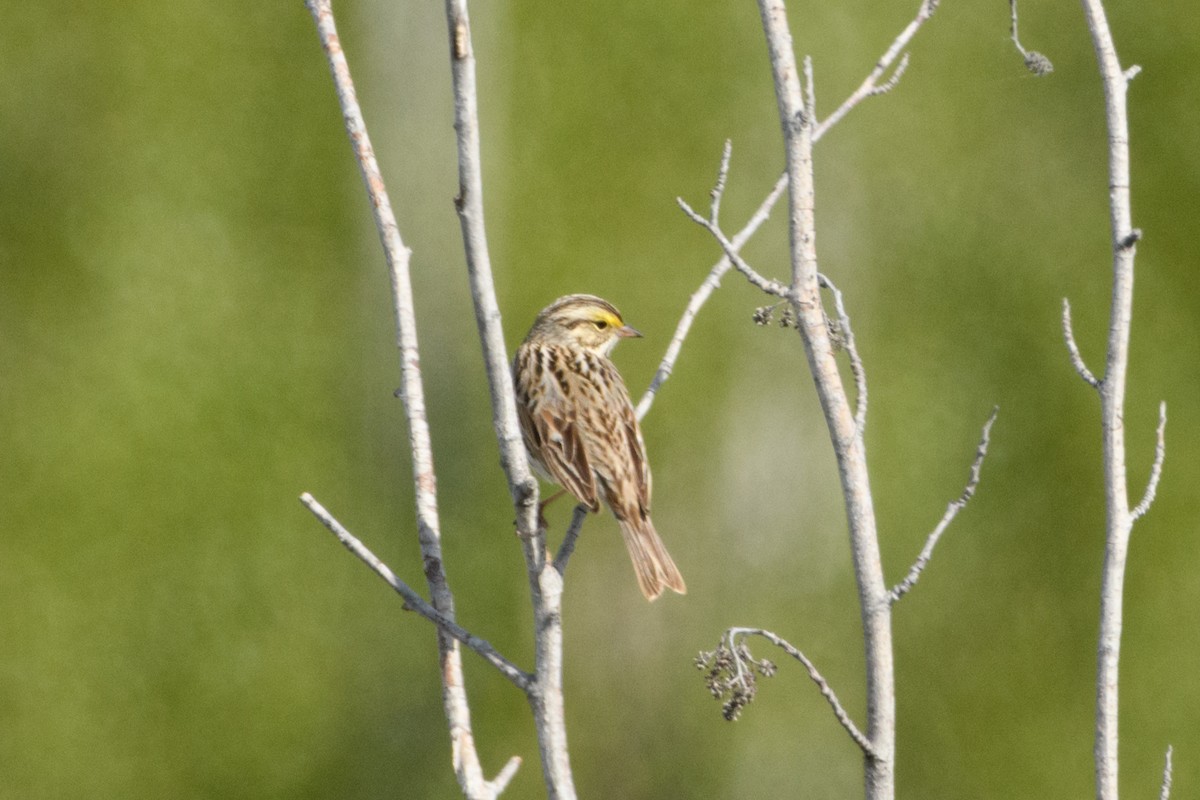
<box><xmin>513</xmin><ymin>294</ymin><xmax>686</xmax><ymax>601</ymax></box>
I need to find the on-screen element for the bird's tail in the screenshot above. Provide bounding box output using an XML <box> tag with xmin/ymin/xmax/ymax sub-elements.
<box><xmin>618</xmin><ymin>517</ymin><xmax>686</xmax><ymax>601</ymax></box>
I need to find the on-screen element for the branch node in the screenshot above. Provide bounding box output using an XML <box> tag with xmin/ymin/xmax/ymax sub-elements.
<box><xmin>1119</xmin><ymin>228</ymin><xmax>1142</xmax><ymax>249</ymax></box>
<box><xmin>1124</xmin><ymin>64</ymin><xmax>1143</xmax><ymax>82</ymax></box>
<box><xmin>1062</xmin><ymin>298</ymin><xmax>1101</xmax><ymax>389</ymax></box>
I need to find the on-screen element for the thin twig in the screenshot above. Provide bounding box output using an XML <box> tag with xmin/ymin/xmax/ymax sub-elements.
<box><xmin>890</xmin><ymin>408</ymin><xmax>999</xmax><ymax>604</ymax></box>
<box><xmin>638</xmin><ymin>171</ymin><xmax>787</xmax><ymax>419</ymax></box>
<box><xmin>552</xmin><ymin>505</ymin><xmax>591</xmax><ymax>576</ymax></box>
<box><xmin>813</xmin><ymin>0</ymin><xmax>938</xmax><ymax>140</ymax></box>
<box><xmin>1009</xmin><ymin>0</ymin><xmax>1055</xmax><ymax>75</ymax></box>
<box><xmin>1062</xmin><ymin>298</ymin><xmax>1100</xmax><ymax>389</ymax></box>
<box><xmin>1131</xmin><ymin>402</ymin><xmax>1167</xmax><ymax>521</ymax></box>
<box><xmin>870</xmin><ymin>53</ymin><xmax>910</xmax><ymax>96</ymax></box>
<box><xmin>1159</xmin><ymin>745</ymin><xmax>1174</xmax><ymax>800</ymax></box>
<box><xmin>728</xmin><ymin>628</ymin><xmax>878</xmax><ymax>759</ymax></box>
<box><xmin>818</xmin><ymin>273</ymin><xmax>868</xmax><ymax>434</ymax></box>
<box><xmin>710</xmin><ymin>139</ymin><xmax>733</xmax><ymax>225</ymax></box>
<box><xmin>301</xmin><ymin>493</ymin><xmax>532</xmax><ymax>691</ymax></box>
<box><xmin>676</xmin><ymin>197</ymin><xmax>790</xmax><ymax>298</ymax></box>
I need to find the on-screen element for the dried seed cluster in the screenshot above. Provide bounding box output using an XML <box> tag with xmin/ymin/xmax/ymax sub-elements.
<box><xmin>695</xmin><ymin>640</ymin><xmax>777</xmax><ymax>721</ymax></box>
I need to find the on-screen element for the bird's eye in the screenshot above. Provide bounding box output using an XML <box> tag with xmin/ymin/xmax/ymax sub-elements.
<box><xmin>594</xmin><ymin>320</ymin><xmax>609</xmax><ymax>330</ymax></box>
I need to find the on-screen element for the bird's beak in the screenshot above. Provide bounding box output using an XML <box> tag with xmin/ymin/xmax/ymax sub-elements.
<box><xmin>617</xmin><ymin>325</ymin><xmax>642</xmax><ymax>339</ymax></box>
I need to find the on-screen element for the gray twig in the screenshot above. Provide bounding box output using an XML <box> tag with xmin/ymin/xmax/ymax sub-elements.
<box><xmin>890</xmin><ymin>408</ymin><xmax>999</xmax><ymax>604</ymax></box>
<box><xmin>727</xmin><ymin>628</ymin><xmax>879</xmax><ymax>759</ymax></box>
<box><xmin>1131</xmin><ymin>402</ymin><xmax>1167</xmax><ymax>521</ymax></box>
<box><xmin>552</xmin><ymin>505</ymin><xmax>591</xmax><ymax>576</ymax></box>
<box><xmin>1159</xmin><ymin>745</ymin><xmax>1174</xmax><ymax>800</ymax></box>
<box><xmin>1062</xmin><ymin>298</ymin><xmax>1100</xmax><ymax>389</ymax></box>
<box><xmin>638</xmin><ymin>171</ymin><xmax>787</xmax><ymax>420</ymax></box>
<box><xmin>676</xmin><ymin>195</ymin><xmax>790</xmax><ymax>298</ymax></box>
<box><xmin>818</xmin><ymin>273</ymin><xmax>868</xmax><ymax>434</ymax></box>
<box><xmin>301</xmin><ymin>494</ymin><xmax>532</xmax><ymax>692</ymax></box>
<box><xmin>813</xmin><ymin>0</ymin><xmax>938</xmax><ymax>140</ymax></box>
<box><xmin>1009</xmin><ymin>0</ymin><xmax>1054</xmax><ymax>75</ymax></box>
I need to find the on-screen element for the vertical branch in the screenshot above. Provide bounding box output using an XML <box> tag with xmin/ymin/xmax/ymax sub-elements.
<box><xmin>756</xmin><ymin>1</ymin><xmax>894</xmax><ymax>797</ymax></box>
<box><xmin>1076</xmin><ymin>2</ymin><xmax>1157</xmax><ymax>799</ymax></box>
<box><xmin>441</xmin><ymin>2</ymin><xmax>575</xmax><ymax>798</ymax></box>
<box><xmin>305</xmin><ymin>2</ymin><xmax>504</xmax><ymax>797</ymax></box>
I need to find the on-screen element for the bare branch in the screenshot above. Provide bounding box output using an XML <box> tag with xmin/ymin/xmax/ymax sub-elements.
<box><xmin>757</xmin><ymin>0</ymin><xmax>895</xmax><ymax>793</ymax></box>
<box><xmin>676</xmin><ymin>196</ymin><xmax>789</xmax><ymax>298</ymax></box>
<box><xmin>1062</xmin><ymin>298</ymin><xmax>1101</xmax><ymax>389</ymax></box>
<box><xmin>305</xmin><ymin>3</ymin><xmax>512</xmax><ymax>795</ymax></box>
<box><xmin>890</xmin><ymin>408</ymin><xmax>999</xmax><ymax>604</ymax></box>
<box><xmin>1077</xmin><ymin>0</ymin><xmax>1148</xmax><ymax>795</ymax></box>
<box><xmin>552</xmin><ymin>505</ymin><xmax>591</xmax><ymax>576</ymax></box>
<box><xmin>813</xmin><ymin>0</ymin><xmax>938</xmax><ymax>141</ymax></box>
<box><xmin>1009</xmin><ymin>0</ymin><xmax>1055</xmax><ymax>75</ymax></box>
<box><xmin>300</xmin><ymin>493</ymin><xmax>532</xmax><ymax>692</ymax></box>
<box><xmin>726</xmin><ymin>628</ymin><xmax>878</xmax><ymax>759</ymax></box>
<box><xmin>1159</xmin><ymin>745</ymin><xmax>1174</xmax><ymax>800</ymax></box>
<box><xmin>638</xmin><ymin>171</ymin><xmax>787</xmax><ymax>419</ymax></box>
<box><xmin>1131</xmin><ymin>402</ymin><xmax>1167</xmax><ymax>521</ymax></box>
<box><xmin>442</xmin><ymin>1</ymin><xmax>575</xmax><ymax>795</ymax></box>
<box><xmin>818</xmin><ymin>273</ymin><xmax>868</xmax><ymax>434</ymax></box>
<box><xmin>871</xmin><ymin>53</ymin><xmax>911</xmax><ymax>96</ymax></box>
<box><xmin>709</xmin><ymin>139</ymin><xmax>733</xmax><ymax>225</ymax></box>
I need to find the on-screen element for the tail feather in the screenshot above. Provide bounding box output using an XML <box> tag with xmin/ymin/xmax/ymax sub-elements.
<box><xmin>618</xmin><ymin>517</ymin><xmax>686</xmax><ymax>601</ymax></box>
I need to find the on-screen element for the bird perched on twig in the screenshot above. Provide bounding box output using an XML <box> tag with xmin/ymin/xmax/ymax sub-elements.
<box><xmin>513</xmin><ymin>294</ymin><xmax>686</xmax><ymax>601</ymax></box>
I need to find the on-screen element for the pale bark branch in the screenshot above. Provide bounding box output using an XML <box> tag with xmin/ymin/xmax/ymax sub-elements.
<box><xmin>304</xmin><ymin>3</ymin><xmax>511</xmax><ymax>794</ymax></box>
<box><xmin>676</xmin><ymin>195</ymin><xmax>790</xmax><ymax>298</ymax></box>
<box><xmin>812</xmin><ymin>0</ymin><xmax>937</xmax><ymax>139</ymax></box>
<box><xmin>1158</xmin><ymin>745</ymin><xmax>1174</xmax><ymax>800</ymax></box>
<box><xmin>890</xmin><ymin>407</ymin><xmax>999</xmax><ymax>604</ymax></box>
<box><xmin>1076</xmin><ymin>0</ymin><xmax>1149</xmax><ymax>796</ymax></box>
<box><xmin>728</xmin><ymin>628</ymin><xmax>879</xmax><ymax>759</ymax></box>
<box><xmin>636</xmin><ymin>170</ymin><xmax>787</xmax><ymax>423</ymax></box>
<box><xmin>647</xmin><ymin>0</ymin><xmax>937</xmax><ymax>426</ymax></box>
<box><xmin>300</xmin><ymin>493</ymin><xmax>533</xmax><ymax>692</ymax></box>
<box><xmin>817</xmin><ymin>273</ymin><xmax>868</xmax><ymax>434</ymax></box>
<box><xmin>442</xmin><ymin>1</ymin><xmax>575</xmax><ymax>796</ymax></box>
<box><xmin>1130</xmin><ymin>402</ymin><xmax>1167</xmax><ymax>522</ymax></box>
<box><xmin>1062</xmin><ymin>298</ymin><xmax>1101</xmax><ymax>389</ymax></box>
<box><xmin>756</xmin><ymin>0</ymin><xmax>895</xmax><ymax>795</ymax></box>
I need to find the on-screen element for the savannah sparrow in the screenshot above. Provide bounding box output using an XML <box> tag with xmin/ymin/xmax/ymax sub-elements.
<box><xmin>513</xmin><ymin>294</ymin><xmax>686</xmax><ymax>601</ymax></box>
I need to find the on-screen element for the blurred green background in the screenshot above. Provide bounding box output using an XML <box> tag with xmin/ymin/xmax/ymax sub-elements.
<box><xmin>3</xmin><ymin>0</ymin><xmax>1198</xmax><ymax>797</ymax></box>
